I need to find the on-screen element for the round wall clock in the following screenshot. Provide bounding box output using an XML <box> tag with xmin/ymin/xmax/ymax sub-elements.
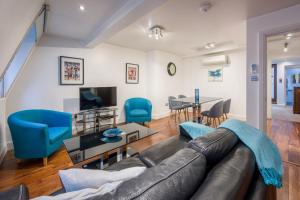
<box><xmin>167</xmin><ymin>62</ymin><xmax>176</xmax><ymax>76</ymax></box>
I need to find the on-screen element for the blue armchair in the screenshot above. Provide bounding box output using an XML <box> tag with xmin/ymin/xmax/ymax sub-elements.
<box><xmin>7</xmin><ymin>109</ymin><xmax>72</xmax><ymax>166</ymax></box>
<box><xmin>124</xmin><ymin>98</ymin><xmax>152</xmax><ymax>123</ymax></box>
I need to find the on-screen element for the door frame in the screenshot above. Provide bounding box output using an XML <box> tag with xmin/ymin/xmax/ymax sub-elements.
<box><xmin>272</xmin><ymin>64</ymin><xmax>277</xmax><ymax>104</ymax></box>
<box><xmin>260</xmin><ymin>23</ymin><xmax>300</xmax><ymax>131</ymax></box>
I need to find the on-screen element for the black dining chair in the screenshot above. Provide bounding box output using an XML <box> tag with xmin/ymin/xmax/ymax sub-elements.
<box><xmin>223</xmin><ymin>99</ymin><xmax>231</xmax><ymax>119</ymax></box>
<box><xmin>201</xmin><ymin>101</ymin><xmax>224</xmax><ymax>127</ymax></box>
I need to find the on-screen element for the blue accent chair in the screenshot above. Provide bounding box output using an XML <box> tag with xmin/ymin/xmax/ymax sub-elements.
<box><xmin>7</xmin><ymin>109</ymin><xmax>72</xmax><ymax>166</ymax></box>
<box><xmin>125</xmin><ymin>98</ymin><xmax>152</xmax><ymax>123</ymax></box>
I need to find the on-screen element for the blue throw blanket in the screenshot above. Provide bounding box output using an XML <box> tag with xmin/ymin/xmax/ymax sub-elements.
<box><xmin>180</xmin><ymin>119</ymin><xmax>283</xmax><ymax>188</ymax></box>
<box><xmin>180</xmin><ymin>122</ymin><xmax>215</xmax><ymax>139</ymax></box>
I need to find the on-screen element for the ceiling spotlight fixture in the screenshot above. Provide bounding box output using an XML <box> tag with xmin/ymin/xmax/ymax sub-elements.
<box><xmin>79</xmin><ymin>5</ymin><xmax>85</xmax><ymax>11</ymax></box>
<box><xmin>283</xmin><ymin>42</ymin><xmax>288</xmax><ymax>52</ymax></box>
<box><xmin>286</xmin><ymin>33</ymin><xmax>293</xmax><ymax>40</ymax></box>
<box><xmin>199</xmin><ymin>2</ymin><xmax>212</xmax><ymax>13</ymax></box>
<box><xmin>148</xmin><ymin>25</ymin><xmax>164</xmax><ymax>40</ymax></box>
<box><xmin>204</xmin><ymin>42</ymin><xmax>216</xmax><ymax>49</ymax></box>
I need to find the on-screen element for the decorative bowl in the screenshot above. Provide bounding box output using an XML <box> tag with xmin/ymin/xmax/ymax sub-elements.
<box><xmin>103</xmin><ymin>128</ymin><xmax>122</xmax><ymax>138</ymax></box>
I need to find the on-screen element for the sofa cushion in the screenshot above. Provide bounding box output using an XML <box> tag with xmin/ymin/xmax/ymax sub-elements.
<box><xmin>245</xmin><ymin>168</ymin><xmax>267</xmax><ymax>200</ymax></box>
<box><xmin>97</xmin><ymin>148</ymin><xmax>207</xmax><ymax>200</ymax></box>
<box><xmin>105</xmin><ymin>156</ymin><xmax>147</xmax><ymax>171</ymax></box>
<box><xmin>187</xmin><ymin>128</ymin><xmax>238</xmax><ymax>166</ymax></box>
<box><xmin>129</xmin><ymin>109</ymin><xmax>148</xmax><ymax>117</ymax></box>
<box><xmin>139</xmin><ymin>136</ymin><xmax>188</xmax><ymax>167</ymax></box>
<box><xmin>191</xmin><ymin>144</ymin><xmax>256</xmax><ymax>200</ymax></box>
<box><xmin>49</xmin><ymin>127</ymin><xmax>69</xmax><ymax>144</ymax></box>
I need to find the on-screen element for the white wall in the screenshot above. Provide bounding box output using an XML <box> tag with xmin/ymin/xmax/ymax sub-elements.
<box><xmin>5</xmin><ymin>43</ymin><xmax>148</xmax><ymax>146</ymax></box>
<box><xmin>147</xmin><ymin>50</ymin><xmax>184</xmax><ymax>118</ymax></box>
<box><xmin>0</xmin><ymin>0</ymin><xmax>43</xmax><ymax>76</ymax></box>
<box><xmin>247</xmin><ymin>4</ymin><xmax>300</xmax><ymax>129</ymax></box>
<box><xmin>183</xmin><ymin>51</ymin><xmax>246</xmax><ymax>119</ymax></box>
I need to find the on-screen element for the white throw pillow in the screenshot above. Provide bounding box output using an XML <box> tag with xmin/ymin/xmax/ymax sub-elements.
<box><xmin>59</xmin><ymin>167</ymin><xmax>146</xmax><ymax>192</ymax></box>
<box><xmin>32</xmin><ymin>181</ymin><xmax>122</xmax><ymax>200</ymax></box>
<box><xmin>32</xmin><ymin>167</ymin><xmax>146</xmax><ymax>200</ymax></box>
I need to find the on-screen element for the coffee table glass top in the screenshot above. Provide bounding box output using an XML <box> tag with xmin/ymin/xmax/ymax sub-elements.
<box><xmin>63</xmin><ymin>123</ymin><xmax>157</xmax><ymax>164</ymax></box>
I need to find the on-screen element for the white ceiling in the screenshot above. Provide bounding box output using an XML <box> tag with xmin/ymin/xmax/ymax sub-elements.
<box><xmin>107</xmin><ymin>0</ymin><xmax>300</xmax><ymax>57</ymax></box>
<box><xmin>46</xmin><ymin>0</ymin><xmax>129</xmax><ymax>40</ymax></box>
<box><xmin>44</xmin><ymin>0</ymin><xmax>300</xmax><ymax>56</ymax></box>
<box><xmin>268</xmin><ymin>31</ymin><xmax>300</xmax><ymax>60</ymax></box>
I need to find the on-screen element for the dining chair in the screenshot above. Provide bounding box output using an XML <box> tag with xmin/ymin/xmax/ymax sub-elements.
<box><xmin>201</xmin><ymin>101</ymin><xmax>224</xmax><ymax>127</ymax></box>
<box><xmin>223</xmin><ymin>99</ymin><xmax>231</xmax><ymax>119</ymax></box>
<box><xmin>168</xmin><ymin>96</ymin><xmax>186</xmax><ymax>121</ymax></box>
<box><xmin>178</xmin><ymin>94</ymin><xmax>193</xmax><ymax>120</ymax></box>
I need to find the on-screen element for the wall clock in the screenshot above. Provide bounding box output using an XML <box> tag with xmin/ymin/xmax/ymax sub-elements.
<box><xmin>167</xmin><ymin>62</ymin><xmax>176</xmax><ymax>76</ymax></box>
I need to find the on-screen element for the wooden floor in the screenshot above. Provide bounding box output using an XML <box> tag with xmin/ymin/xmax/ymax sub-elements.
<box><xmin>0</xmin><ymin>116</ymin><xmax>299</xmax><ymax>199</ymax></box>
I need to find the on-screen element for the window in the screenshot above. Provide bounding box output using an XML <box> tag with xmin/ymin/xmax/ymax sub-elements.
<box><xmin>0</xmin><ymin>6</ymin><xmax>46</xmax><ymax>97</ymax></box>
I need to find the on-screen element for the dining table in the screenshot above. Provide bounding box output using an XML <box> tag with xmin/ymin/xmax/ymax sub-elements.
<box><xmin>173</xmin><ymin>96</ymin><xmax>222</xmax><ymax>123</ymax></box>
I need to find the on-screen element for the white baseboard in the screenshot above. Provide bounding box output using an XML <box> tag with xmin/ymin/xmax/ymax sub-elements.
<box><xmin>0</xmin><ymin>145</ymin><xmax>7</xmax><ymax>164</ymax></box>
<box><xmin>227</xmin><ymin>113</ymin><xmax>246</xmax><ymax>121</ymax></box>
<box><xmin>7</xmin><ymin>141</ymin><xmax>13</xmax><ymax>150</ymax></box>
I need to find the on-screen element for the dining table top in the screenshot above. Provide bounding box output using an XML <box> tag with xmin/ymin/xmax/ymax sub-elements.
<box><xmin>173</xmin><ymin>96</ymin><xmax>222</xmax><ymax>104</ymax></box>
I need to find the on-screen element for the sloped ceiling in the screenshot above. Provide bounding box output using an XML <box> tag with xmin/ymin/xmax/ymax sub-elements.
<box><xmin>0</xmin><ymin>0</ymin><xmax>44</xmax><ymax>76</ymax></box>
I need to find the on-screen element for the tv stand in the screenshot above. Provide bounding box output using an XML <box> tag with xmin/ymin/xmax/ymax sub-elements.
<box><xmin>74</xmin><ymin>107</ymin><xmax>118</xmax><ymax>134</ymax></box>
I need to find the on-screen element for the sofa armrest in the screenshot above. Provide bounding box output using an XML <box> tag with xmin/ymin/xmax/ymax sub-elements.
<box><xmin>0</xmin><ymin>184</ymin><xmax>29</xmax><ymax>200</ymax></box>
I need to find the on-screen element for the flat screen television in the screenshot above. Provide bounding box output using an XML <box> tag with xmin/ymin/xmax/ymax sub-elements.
<box><xmin>79</xmin><ymin>87</ymin><xmax>117</xmax><ymax>110</ymax></box>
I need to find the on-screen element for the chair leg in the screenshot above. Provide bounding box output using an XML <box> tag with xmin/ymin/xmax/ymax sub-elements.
<box><xmin>43</xmin><ymin>157</ymin><xmax>48</xmax><ymax>166</ymax></box>
<box><xmin>217</xmin><ymin>117</ymin><xmax>221</xmax><ymax>126</ymax></box>
<box><xmin>225</xmin><ymin>113</ymin><xmax>228</xmax><ymax>119</ymax></box>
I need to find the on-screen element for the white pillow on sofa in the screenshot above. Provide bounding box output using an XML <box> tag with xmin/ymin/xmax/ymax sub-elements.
<box><xmin>32</xmin><ymin>181</ymin><xmax>122</xmax><ymax>200</ymax></box>
<box><xmin>32</xmin><ymin>167</ymin><xmax>146</xmax><ymax>200</ymax></box>
<box><xmin>59</xmin><ymin>167</ymin><xmax>146</xmax><ymax>192</ymax></box>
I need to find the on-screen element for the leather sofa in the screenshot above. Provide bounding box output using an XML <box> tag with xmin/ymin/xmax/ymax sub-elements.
<box><xmin>1</xmin><ymin>127</ymin><xmax>275</xmax><ymax>199</ymax></box>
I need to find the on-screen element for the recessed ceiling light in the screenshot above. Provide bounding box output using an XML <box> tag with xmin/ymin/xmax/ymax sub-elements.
<box><xmin>79</xmin><ymin>5</ymin><xmax>85</xmax><ymax>11</ymax></box>
<box><xmin>205</xmin><ymin>42</ymin><xmax>216</xmax><ymax>49</ymax></box>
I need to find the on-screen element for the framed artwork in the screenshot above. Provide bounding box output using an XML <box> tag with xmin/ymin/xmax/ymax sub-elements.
<box><xmin>60</xmin><ymin>56</ymin><xmax>84</xmax><ymax>85</ymax></box>
<box><xmin>208</xmin><ymin>67</ymin><xmax>223</xmax><ymax>82</ymax></box>
<box><xmin>126</xmin><ymin>63</ymin><xmax>139</xmax><ymax>84</ymax></box>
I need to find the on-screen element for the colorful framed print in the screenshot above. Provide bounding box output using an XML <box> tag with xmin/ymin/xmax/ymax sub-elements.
<box><xmin>60</xmin><ymin>56</ymin><xmax>84</xmax><ymax>85</ymax></box>
<box><xmin>126</xmin><ymin>63</ymin><xmax>139</xmax><ymax>84</ymax></box>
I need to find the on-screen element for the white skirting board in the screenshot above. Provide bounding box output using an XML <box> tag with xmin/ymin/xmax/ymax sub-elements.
<box><xmin>0</xmin><ymin>145</ymin><xmax>7</xmax><ymax>165</ymax></box>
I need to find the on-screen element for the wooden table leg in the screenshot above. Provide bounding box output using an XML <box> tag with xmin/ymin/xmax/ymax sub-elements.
<box><xmin>197</xmin><ymin>105</ymin><xmax>202</xmax><ymax>123</ymax></box>
<box><xmin>192</xmin><ymin>106</ymin><xmax>196</xmax><ymax>122</ymax></box>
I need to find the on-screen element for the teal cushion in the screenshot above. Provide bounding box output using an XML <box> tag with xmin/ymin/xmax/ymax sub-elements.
<box><xmin>49</xmin><ymin>127</ymin><xmax>69</xmax><ymax>144</ymax></box>
<box><xmin>130</xmin><ymin>109</ymin><xmax>148</xmax><ymax>117</ymax></box>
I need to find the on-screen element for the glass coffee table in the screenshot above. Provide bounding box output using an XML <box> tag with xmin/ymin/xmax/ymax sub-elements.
<box><xmin>63</xmin><ymin>123</ymin><xmax>157</xmax><ymax>169</ymax></box>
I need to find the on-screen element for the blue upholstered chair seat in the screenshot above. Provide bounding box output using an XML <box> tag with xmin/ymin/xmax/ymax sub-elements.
<box><xmin>49</xmin><ymin>127</ymin><xmax>70</xmax><ymax>144</ymax></box>
<box><xmin>125</xmin><ymin>98</ymin><xmax>152</xmax><ymax>123</ymax></box>
<box><xmin>129</xmin><ymin>109</ymin><xmax>149</xmax><ymax>117</ymax></box>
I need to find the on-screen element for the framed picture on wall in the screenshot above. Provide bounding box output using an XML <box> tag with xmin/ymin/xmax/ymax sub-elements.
<box><xmin>208</xmin><ymin>67</ymin><xmax>223</xmax><ymax>82</ymax></box>
<box><xmin>126</xmin><ymin>63</ymin><xmax>139</xmax><ymax>84</ymax></box>
<box><xmin>60</xmin><ymin>56</ymin><xmax>84</xmax><ymax>85</ymax></box>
